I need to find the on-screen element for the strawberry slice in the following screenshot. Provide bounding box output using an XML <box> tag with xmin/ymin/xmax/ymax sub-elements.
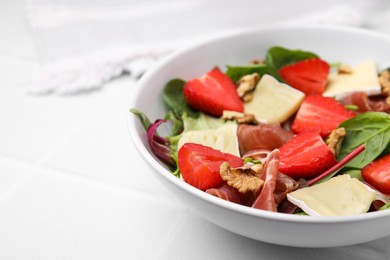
<box><xmin>279</xmin><ymin>131</ymin><xmax>337</xmax><ymax>180</ymax></box>
<box><xmin>178</xmin><ymin>143</ymin><xmax>243</xmax><ymax>191</ymax></box>
<box><xmin>362</xmin><ymin>154</ymin><xmax>390</xmax><ymax>194</ymax></box>
<box><xmin>183</xmin><ymin>67</ymin><xmax>244</xmax><ymax>117</ymax></box>
<box><xmin>291</xmin><ymin>95</ymin><xmax>356</xmax><ymax>137</ymax></box>
<box><xmin>278</xmin><ymin>58</ymin><xmax>330</xmax><ymax>95</ymax></box>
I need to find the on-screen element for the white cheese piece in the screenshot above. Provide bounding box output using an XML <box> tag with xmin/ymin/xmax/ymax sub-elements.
<box><xmin>177</xmin><ymin>123</ymin><xmax>240</xmax><ymax>156</ymax></box>
<box><xmin>244</xmin><ymin>74</ymin><xmax>305</xmax><ymax>123</ymax></box>
<box><xmin>287</xmin><ymin>175</ymin><xmax>376</xmax><ymax>216</ymax></box>
<box><xmin>324</xmin><ymin>60</ymin><xmax>381</xmax><ymax>99</ymax></box>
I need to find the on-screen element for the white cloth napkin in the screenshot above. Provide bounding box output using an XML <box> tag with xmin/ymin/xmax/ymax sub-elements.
<box><xmin>23</xmin><ymin>0</ymin><xmax>372</xmax><ymax>94</ymax></box>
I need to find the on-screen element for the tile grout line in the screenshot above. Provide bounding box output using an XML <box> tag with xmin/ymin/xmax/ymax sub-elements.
<box><xmin>0</xmin><ymin>151</ymin><xmax>180</xmax><ymax>207</ymax></box>
<box><xmin>0</xmin><ymin>139</ymin><xmax>175</xmax><ymax>205</ymax></box>
<box><xmin>0</xmin><ymin>83</ymin><xmax>134</xmax><ymax>202</ymax></box>
<box><xmin>0</xmin><ymin>155</ymin><xmax>38</xmax><ymax>204</ymax></box>
<box><xmin>38</xmin><ymin>161</ymin><xmax>179</xmax><ymax>204</ymax></box>
<box><xmin>150</xmin><ymin>209</ymin><xmax>192</xmax><ymax>260</ymax></box>
<box><xmin>35</xmin><ymin>83</ymin><xmax>125</xmax><ymax>167</ymax></box>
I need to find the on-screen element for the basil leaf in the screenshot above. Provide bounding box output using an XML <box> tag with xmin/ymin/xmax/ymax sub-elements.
<box><xmin>337</xmin><ymin>112</ymin><xmax>390</xmax><ymax>169</ymax></box>
<box><xmin>226</xmin><ymin>64</ymin><xmax>281</xmax><ymax>82</ymax></box>
<box><xmin>265</xmin><ymin>46</ymin><xmax>318</xmax><ymax>70</ymax></box>
<box><xmin>162</xmin><ymin>79</ymin><xmax>199</xmax><ymax>118</ymax></box>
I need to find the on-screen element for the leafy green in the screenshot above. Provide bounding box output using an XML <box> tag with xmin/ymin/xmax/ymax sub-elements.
<box><xmin>344</xmin><ymin>104</ymin><xmax>359</xmax><ymax>111</ymax></box>
<box><xmin>163</xmin><ymin>112</ymin><xmax>232</xmax><ymax>178</ymax></box>
<box><xmin>166</xmin><ymin>133</ymin><xmax>182</xmax><ymax>178</ymax></box>
<box><xmin>164</xmin><ymin>111</ymin><xmax>183</xmax><ymax>136</ymax></box>
<box><xmin>329</xmin><ymin>62</ymin><xmax>342</xmax><ymax>68</ymax></box>
<box><xmin>337</xmin><ymin>112</ymin><xmax>390</xmax><ymax>169</ymax></box>
<box><xmin>130</xmin><ymin>108</ymin><xmax>152</xmax><ymax>130</ymax></box>
<box><xmin>225</xmin><ymin>46</ymin><xmax>320</xmax><ymax>84</ymax></box>
<box><xmin>380</xmin><ymin>202</ymin><xmax>390</xmax><ymax>211</ymax></box>
<box><xmin>182</xmin><ymin>112</ymin><xmax>227</xmax><ymax>132</ymax></box>
<box><xmin>243</xmin><ymin>158</ymin><xmax>262</xmax><ymax>165</ymax></box>
<box><xmin>226</xmin><ymin>64</ymin><xmax>280</xmax><ymax>82</ymax></box>
<box><xmin>340</xmin><ymin>168</ymin><xmax>363</xmax><ymax>181</ymax></box>
<box><xmin>162</xmin><ymin>78</ymin><xmax>199</xmax><ymax>118</ymax></box>
<box><xmin>265</xmin><ymin>46</ymin><xmax>318</xmax><ymax>70</ymax></box>
<box><xmin>317</xmin><ymin>112</ymin><xmax>389</xmax><ymax>183</ymax></box>
<box><xmin>130</xmin><ymin>108</ymin><xmax>182</xmax><ymax>177</ymax></box>
<box><xmin>293</xmin><ymin>208</ymin><xmax>308</xmax><ymax>215</ymax></box>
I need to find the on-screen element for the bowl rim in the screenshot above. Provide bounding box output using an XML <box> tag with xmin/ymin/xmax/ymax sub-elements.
<box><xmin>129</xmin><ymin>24</ymin><xmax>390</xmax><ymax>224</ymax></box>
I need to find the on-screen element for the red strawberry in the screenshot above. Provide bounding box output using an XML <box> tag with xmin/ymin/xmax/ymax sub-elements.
<box><xmin>362</xmin><ymin>154</ymin><xmax>390</xmax><ymax>194</ymax></box>
<box><xmin>178</xmin><ymin>143</ymin><xmax>244</xmax><ymax>191</ymax></box>
<box><xmin>183</xmin><ymin>67</ymin><xmax>244</xmax><ymax>116</ymax></box>
<box><xmin>291</xmin><ymin>95</ymin><xmax>356</xmax><ymax>137</ymax></box>
<box><xmin>278</xmin><ymin>58</ymin><xmax>330</xmax><ymax>95</ymax></box>
<box><xmin>279</xmin><ymin>131</ymin><xmax>337</xmax><ymax>180</ymax></box>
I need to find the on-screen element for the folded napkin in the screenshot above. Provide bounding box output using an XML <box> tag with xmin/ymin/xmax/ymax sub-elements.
<box><xmin>24</xmin><ymin>0</ymin><xmax>369</xmax><ymax>94</ymax></box>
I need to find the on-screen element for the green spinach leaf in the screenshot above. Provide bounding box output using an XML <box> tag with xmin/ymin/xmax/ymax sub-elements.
<box><xmin>225</xmin><ymin>46</ymin><xmax>320</xmax><ymax>84</ymax></box>
<box><xmin>226</xmin><ymin>64</ymin><xmax>281</xmax><ymax>82</ymax></box>
<box><xmin>265</xmin><ymin>46</ymin><xmax>318</xmax><ymax>70</ymax></box>
<box><xmin>162</xmin><ymin>79</ymin><xmax>199</xmax><ymax>118</ymax></box>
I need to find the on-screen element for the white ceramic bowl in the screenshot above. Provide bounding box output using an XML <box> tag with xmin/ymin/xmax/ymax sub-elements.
<box><xmin>128</xmin><ymin>25</ymin><xmax>390</xmax><ymax>247</ymax></box>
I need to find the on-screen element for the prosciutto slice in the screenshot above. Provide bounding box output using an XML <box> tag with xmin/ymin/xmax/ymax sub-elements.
<box><xmin>206</xmin><ymin>184</ymin><xmax>242</xmax><ymax>204</ymax></box>
<box><xmin>278</xmin><ymin>179</ymin><xmax>308</xmax><ymax>214</ymax></box>
<box><xmin>237</xmin><ymin>124</ymin><xmax>294</xmax><ymax>155</ymax></box>
<box><xmin>206</xmin><ymin>183</ymin><xmax>257</xmax><ymax>206</ymax></box>
<box><xmin>251</xmin><ymin>149</ymin><xmax>280</xmax><ymax>212</ymax></box>
<box><xmin>274</xmin><ymin>173</ymin><xmax>299</xmax><ymax>205</ymax></box>
<box><xmin>341</xmin><ymin>92</ymin><xmax>390</xmax><ymax>113</ymax></box>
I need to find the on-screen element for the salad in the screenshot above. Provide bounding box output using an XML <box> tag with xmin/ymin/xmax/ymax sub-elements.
<box><xmin>131</xmin><ymin>46</ymin><xmax>390</xmax><ymax>217</ymax></box>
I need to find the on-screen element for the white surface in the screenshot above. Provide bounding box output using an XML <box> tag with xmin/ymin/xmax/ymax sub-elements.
<box><xmin>1</xmin><ymin>0</ymin><xmax>390</xmax><ymax>259</ymax></box>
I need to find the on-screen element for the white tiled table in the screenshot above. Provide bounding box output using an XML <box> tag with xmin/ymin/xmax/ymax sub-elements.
<box><xmin>1</xmin><ymin>1</ymin><xmax>390</xmax><ymax>259</ymax></box>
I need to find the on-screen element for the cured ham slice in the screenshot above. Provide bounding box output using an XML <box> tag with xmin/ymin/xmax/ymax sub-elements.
<box><xmin>278</xmin><ymin>179</ymin><xmax>308</xmax><ymax>214</ymax></box>
<box><xmin>341</xmin><ymin>92</ymin><xmax>390</xmax><ymax>113</ymax></box>
<box><xmin>206</xmin><ymin>183</ymin><xmax>242</xmax><ymax>204</ymax></box>
<box><xmin>274</xmin><ymin>173</ymin><xmax>299</xmax><ymax>205</ymax></box>
<box><xmin>206</xmin><ymin>183</ymin><xmax>257</xmax><ymax>206</ymax></box>
<box><xmin>252</xmin><ymin>149</ymin><xmax>280</xmax><ymax>212</ymax></box>
<box><xmin>206</xmin><ymin>150</ymin><xmax>301</xmax><ymax>212</ymax></box>
<box><xmin>237</xmin><ymin>124</ymin><xmax>294</xmax><ymax>155</ymax></box>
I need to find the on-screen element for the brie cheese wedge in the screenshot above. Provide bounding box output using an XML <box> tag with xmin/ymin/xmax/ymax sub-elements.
<box><xmin>324</xmin><ymin>60</ymin><xmax>381</xmax><ymax>99</ymax></box>
<box><xmin>287</xmin><ymin>175</ymin><xmax>376</xmax><ymax>216</ymax></box>
<box><xmin>178</xmin><ymin>123</ymin><xmax>240</xmax><ymax>156</ymax></box>
<box><xmin>244</xmin><ymin>74</ymin><xmax>305</xmax><ymax>123</ymax></box>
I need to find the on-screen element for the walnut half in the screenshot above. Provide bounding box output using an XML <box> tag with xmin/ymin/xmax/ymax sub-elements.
<box><xmin>326</xmin><ymin>127</ymin><xmax>346</xmax><ymax>156</ymax></box>
<box><xmin>220</xmin><ymin>162</ymin><xmax>264</xmax><ymax>193</ymax></box>
<box><xmin>236</xmin><ymin>73</ymin><xmax>260</xmax><ymax>102</ymax></box>
<box><xmin>222</xmin><ymin>110</ymin><xmax>257</xmax><ymax>124</ymax></box>
<box><xmin>337</xmin><ymin>64</ymin><xmax>353</xmax><ymax>74</ymax></box>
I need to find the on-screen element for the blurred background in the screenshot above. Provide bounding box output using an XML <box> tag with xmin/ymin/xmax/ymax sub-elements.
<box><xmin>5</xmin><ymin>0</ymin><xmax>390</xmax><ymax>94</ymax></box>
<box><xmin>1</xmin><ymin>1</ymin><xmax>390</xmax><ymax>259</ymax></box>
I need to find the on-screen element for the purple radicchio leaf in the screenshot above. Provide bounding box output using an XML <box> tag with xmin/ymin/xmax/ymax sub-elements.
<box><xmin>147</xmin><ymin>119</ymin><xmax>176</xmax><ymax>168</ymax></box>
